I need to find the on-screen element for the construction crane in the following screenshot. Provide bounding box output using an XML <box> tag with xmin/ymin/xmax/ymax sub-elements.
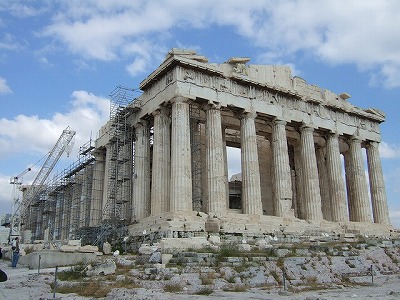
<box><xmin>12</xmin><ymin>126</ymin><xmax>76</xmax><ymax>240</ymax></box>
<box><xmin>6</xmin><ymin>167</ymin><xmax>32</xmax><ymax>235</ymax></box>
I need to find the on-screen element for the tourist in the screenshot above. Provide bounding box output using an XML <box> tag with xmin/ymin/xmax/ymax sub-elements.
<box><xmin>11</xmin><ymin>237</ymin><xmax>20</xmax><ymax>268</ymax></box>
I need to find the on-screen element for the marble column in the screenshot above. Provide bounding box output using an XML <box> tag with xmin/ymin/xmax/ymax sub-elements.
<box><xmin>222</xmin><ymin>127</ymin><xmax>230</xmax><ymax>210</ymax></box>
<box><xmin>151</xmin><ymin>108</ymin><xmax>171</xmax><ymax>216</ymax></box>
<box><xmin>240</xmin><ymin>112</ymin><xmax>262</xmax><ymax>215</ymax></box>
<box><xmin>205</xmin><ymin>103</ymin><xmax>227</xmax><ymax>215</ymax></box>
<box><xmin>316</xmin><ymin>146</ymin><xmax>332</xmax><ymax>221</ymax></box>
<box><xmin>271</xmin><ymin>119</ymin><xmax>293</xmax><ymax>217</ymax></box>
<box><xmin>344</xmin><ymin>152</ymin><xmax>355</xmax><ymax>220</ymax></box>
<box><xmin>293</xmin><ymin>142</ymin><xmax>304</xmax><ymax>219</ymax></box>
<box><xmin>347</xmin><ymin>137</ymin><xmax>372</xmax><ymax>222</ymax></box>
<box><xmin>170</xmin><ymin>97</ymin><xmax>192</xmax><ymax>211</ymax></box>
<box><xmin>366</xmin><ymin>141</ymin><xmax>390</xmax><ymax>225</ymax></box>
<box><xmin>132</xmin><ymin>121</ymin><xmax>151</xmax><ymax>221</ymax></box>
<box><xmin>101</xmin><ymin>144</ymin><xmax>112</xmax><ymax>215</ymax></box>
<box><xmin>89</xmin><ymin>150</ymin><xmax>105</xmax><ymax>226</ymax></box>
<box><xmin>326</xmin><ymin>133</ymin><xmax>348</xmax><ymax>222</ymax></box>
<box><xmin>300</xmin><ymin>125</ymin><xmax>323</xmax><ymax>221</ymax></box>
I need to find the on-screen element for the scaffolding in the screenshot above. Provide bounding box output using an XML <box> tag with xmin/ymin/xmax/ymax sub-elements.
<box><xmin>102</xmin><ymin>86</ymin><xmax>140</xmax><ymax>222</ymax></box>
<box><xmin>86</xmin><ymin>86</ymin><xmax>140</xmax><ymax>246</ymax></box>
<box><xmin>42</xmin><ymin>139</ymin><xmax>95</xmax><ymax>241</ymax></box>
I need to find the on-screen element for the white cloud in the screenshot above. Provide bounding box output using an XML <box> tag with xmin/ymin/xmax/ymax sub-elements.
<box><xmin>32</xmin><ymin>0</ymin><xmax>400</xmax><ymax>87</ymax></box>
<box><xmin>0</xmin><ymin>90</ymin><xmax>110</xmax><ymax>158</ymax></box>
<box><xmin>0</xmin><ymin>76</ymin><xmax>12</xmax><ymax>94</ymax></box>
<box><xmin>0</xmin><ymin>33</ymin><xmax>21</xmax><ymax>51</ymax></box>
<box><xmin>389</xmin><ymin>210</ymin><xmax>400</xmax><ymax>229</ymax></box>
<box><xmin>0</xmin><ymin>90</ymin><xmax>110</xmax><ymax>215</ymax></box>
<box><xmin>379</xmin><ymin>141</ymin><xmax>400</xmax><ymax>159</ymax></box>
<box><xmin>0</xmin><ymin>174</ymin><xmax>13</xmax><ymax>217</ymax></box>
<box><xmin>0</xmin><ymin>1</ymin><xmax>49</xmax><ymax>18</ymax></box>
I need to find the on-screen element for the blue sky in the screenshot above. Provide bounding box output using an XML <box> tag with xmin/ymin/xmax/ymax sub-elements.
<box><xmin>1</xmin><ymin>1</ymin><xmax>400</xmax><ymax>227</ymax></box>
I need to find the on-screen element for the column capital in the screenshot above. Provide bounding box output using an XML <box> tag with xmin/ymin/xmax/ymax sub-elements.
<box><xmin>239</xmin><ymin>111</ymin><xmax>257</xmax><ymax>120</ymax></box>
<box><xmin>202</xmin><ymin>102</ymin><xmax>221</xmax><ymax>111</ymax></box>
<box><xmin>170</xmin><ymin>96</ymin><xmax>189</xmax><ymax>105</ymax></box>
<box><xmin>349</xmin><ymin>135</ymin><xmax>362</xmax><ymax>144</ymax></box>
<box><xmin>366</xmin><ymin>140</ymin><xmax>380</xmax><ymax>148</ymax></box>
<box><xmin>152</xmin><ymin>107</ymin><xmax>170</xmax><ymax>117</ymax></box>
<box><xmin>272</xmin><ymin>118</ymin><xmax>287</xmax><ymax>126</ymax></box>
<box><xmin>300</xmin><ymin>124</ymin><xmax>314</xmax><ymax>133</ymax></box>
<box><xmin>326</xmin><ymin>131</ymin><xmax>339</xmax><ymax>138</ymax></box>
<box><xmin>134</xmin><ymin>119</ymin><xmax>149</xmax><ymax>129</ymax></box>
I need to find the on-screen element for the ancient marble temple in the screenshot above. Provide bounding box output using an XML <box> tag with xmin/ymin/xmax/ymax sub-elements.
<box><xmin>92</xmin><ymin>49</ymin><xmax>392</xmax><ymax>238</ymax></box>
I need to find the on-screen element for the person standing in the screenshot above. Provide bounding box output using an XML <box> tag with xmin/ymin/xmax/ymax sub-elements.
<box><xmin>11</xmin><ymin>237</ymin><xmax>20</xmax><ymax>268</ymax></box>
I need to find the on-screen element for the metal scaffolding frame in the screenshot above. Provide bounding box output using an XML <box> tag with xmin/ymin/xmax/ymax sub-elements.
<box><xmin>102</xmin><ymin>86</ymin><xmax>139</xmax><ymax>222</ymax></box>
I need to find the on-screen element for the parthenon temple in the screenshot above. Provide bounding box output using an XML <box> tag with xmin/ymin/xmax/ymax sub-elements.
<box><xmin>22</xmin><ymin>49</ymin><xmax>393</xmax><ymax>244</ymax></box>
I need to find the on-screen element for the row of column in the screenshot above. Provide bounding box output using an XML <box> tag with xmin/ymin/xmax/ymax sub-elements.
<box><xmin>130</xmin><ymin>97</ymin><xmax>390</xmax><ymax>225</ymax></box>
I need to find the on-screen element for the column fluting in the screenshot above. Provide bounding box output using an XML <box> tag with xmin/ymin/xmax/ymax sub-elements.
<box><xmin>240</xmin><ymin>112</ymin><xmax>262</xmax><ymax>215</ymax></box>
<box><xmin>300</xmin><ymin>125</ymin><xmax>323</xmax><ymax>221</ymax></box>
<box><xmin>326</xmin><ymin>133</ymin><xmax>348</xmax><ymax>222</ymax></box>
<box><xmin>271</xmin><ymin>119</ymin><xmax>293</xmax><ymax>217</ymax></box>
<box><xmin>366</xmin><ymin>141</ymin><xmax>390</xmax><ymax>225</ymax></box>
<box><xmin>151</xmin><ymin>108</ymin><xmax>171</xmax><ymax>216</ymax></box>
<box><xmin>348</xmin><ymin>137</ymin><xmax>372</xmax><ymax>222</ymax></box>
<box><xmin>170</xmin><ymin>97</ymin><xmax>192</xmax><ymax>211</ymax></box>
<box><xmin>132</xmin><ymin>121</ymin><xmax>151</xmax><ymax>221</ymax></box>
<box><xmin>205</xmin><ymin>104</ymin><xmax>227</xmax><ymax>215</ymax></box>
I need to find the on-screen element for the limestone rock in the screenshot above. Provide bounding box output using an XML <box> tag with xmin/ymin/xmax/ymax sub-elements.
<box><xmin>103</xmin><ymin>242</ymin><xmax>112</xmax><ymax>255</ymax></box>
<box><xmin>86</xmin><ymin>259</ymin><xmax>116</xmax><ymax>276</ymax></box>
<box><xmin>149</xmin><ymin>251</ymin><xmax>162</xmax><ymax>263</ymax></box>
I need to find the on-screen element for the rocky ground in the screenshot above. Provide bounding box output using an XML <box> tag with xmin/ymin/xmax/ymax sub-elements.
<box><xmin>1</xmin><ymin>239</ymin><xmax>400</xmax><ymax>300</ymax></box>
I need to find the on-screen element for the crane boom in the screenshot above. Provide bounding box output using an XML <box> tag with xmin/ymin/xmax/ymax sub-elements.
<box><xmin>19</xmin><ymin>126</ymin><xmax>76</xmax><ymax>227</ymax></box>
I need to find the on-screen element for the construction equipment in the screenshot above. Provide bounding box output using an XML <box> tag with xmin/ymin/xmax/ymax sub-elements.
<box><xmin>13</xmin><ymin>126</ymin><xmax>75</xmax><ymax>240</ymax></box>
<box><xmin>6</xmin><ymin>167</ymin><xmax>32</xmax><ymax>236</ymax></box>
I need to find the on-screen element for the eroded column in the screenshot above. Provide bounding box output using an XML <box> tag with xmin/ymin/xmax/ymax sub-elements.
<box><xmin>132</xmin><ymin>121</ymin><xmax>151</xmax><ymax>221</ymax></box>
<box><xmin>347</xmin><ymin>137</ymin><xmax>371</xmax><ymax>222</ymax></box>
<box><xmin>170</xmin><ymin>97</ymin><xmax>192</xmax><ymax>211</ymax></box>
<box><xmin>151</xmin><ymin>108</ymin><xmax>171</xmax><ymax>216</ymax></box>
<box><xmin>205</xmin><ymin>103</ymin><xmax>227</xmax><ymax>215</ymax></box>
<box><xmin>366</xmin><ymin>141</ymin><xmax>390</xmax><ymax>225</ymax></box>
<box><xmin>293</xmin><ymin>142</ymin><xmax>304</xmax><ymax>219</ymax></box>
<box><xmin>89</xmin><ymin>150</ymin><xmax>105</xmax><ymax>226</ymax></box>
<box><xmin>240</xmin><ymin>112</ymin><xmax>262</xmax><ymax>215</ymax></box>
<box><xmin>300</xmin><ymin>125</ymin><xmax>323</xmax><ymax>221</ymax></box>
<box><xmin>316</xmin><ymin>146</ymin><xmax>332</xmax><ymax>221</ymax></box>
<box><xmin>271</xmin><ymin>119</ymin><xmax>293</xmax><ymax>217</ymax></box>
<box><xmin>326</xmin><ymin>133</ymin><xmax>348</xmax><ymax>222</ymax></box>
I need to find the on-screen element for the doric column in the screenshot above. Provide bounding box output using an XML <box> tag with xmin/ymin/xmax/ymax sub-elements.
<box><xmin>271</xmin><ymin>119</ymin><xmax>293</xmax><ymax>217</ymax></box>
<box><xmin>344</xmin><ymin>151</ymin><xmax>355</xmax><ymax>220</ymax></box>
<box><xmin>293</xmin><ymin>142</ymin><xmax>304</xmax><ymax>219</ymax></box>
<box><xmin>89</xmin><ymin>150</ymin><xmax>105</xmax><ymax>226</ymax></box>
<box><xmin>300</xmin><ymin>125</ymin><xmax>323</xmax><ymax>221</ymax></box>
<box><xmin>132</xmin><ymin>121</ymin><xmax>151</xmax><ymax>221</ymax></box>
<box><xmin>366</xmin><ymin>141</ymin><xmax>390</xmax><ymax>225</ymax></box>
<box><xmin>151</xmin><ymin>108</ymin><xmax>171</xmax><ymax>216</ymax></box>
<box><xmin>222</xmin><ymin>126</ymin><xmax>230</xmax><ymax>210</ymax></box>
<box><xmin>101</xmin><ymin>144</ymin><xmax>111</xmax><ymax>214</ymax></box>
<box><xmin>205</xmin><ymin>103</ymin><xmax>227</xmax><ymax>215</ymax></box>
<box><xmin>240</xmin><ymin>112</ymin><xmax>262</xmax><ymax>215</ymax></box>
<box><xmin>326</xmin><ymin>133</ymin><xmax>348</xmax><ymax>222</ymax></box>
<box><xmin>347</xmin><ymin>137</ymin><xmax>371</xmax><ymax>222</ymax></box>
<box><xmin>316</xmin><ymin>146</ymin><xmax>332</xmax><ymax>220</ymax></box>
<box><xmin>170</xmin><ymin>97</ymin><xmax>192</xmax><ymax>211</ymax></box>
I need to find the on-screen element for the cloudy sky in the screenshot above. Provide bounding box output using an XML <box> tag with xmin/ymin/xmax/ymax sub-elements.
<box><xmin>1</xmin><ymin>1</ymin><xmax>400</xmax><ymax>227</ymax></box>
